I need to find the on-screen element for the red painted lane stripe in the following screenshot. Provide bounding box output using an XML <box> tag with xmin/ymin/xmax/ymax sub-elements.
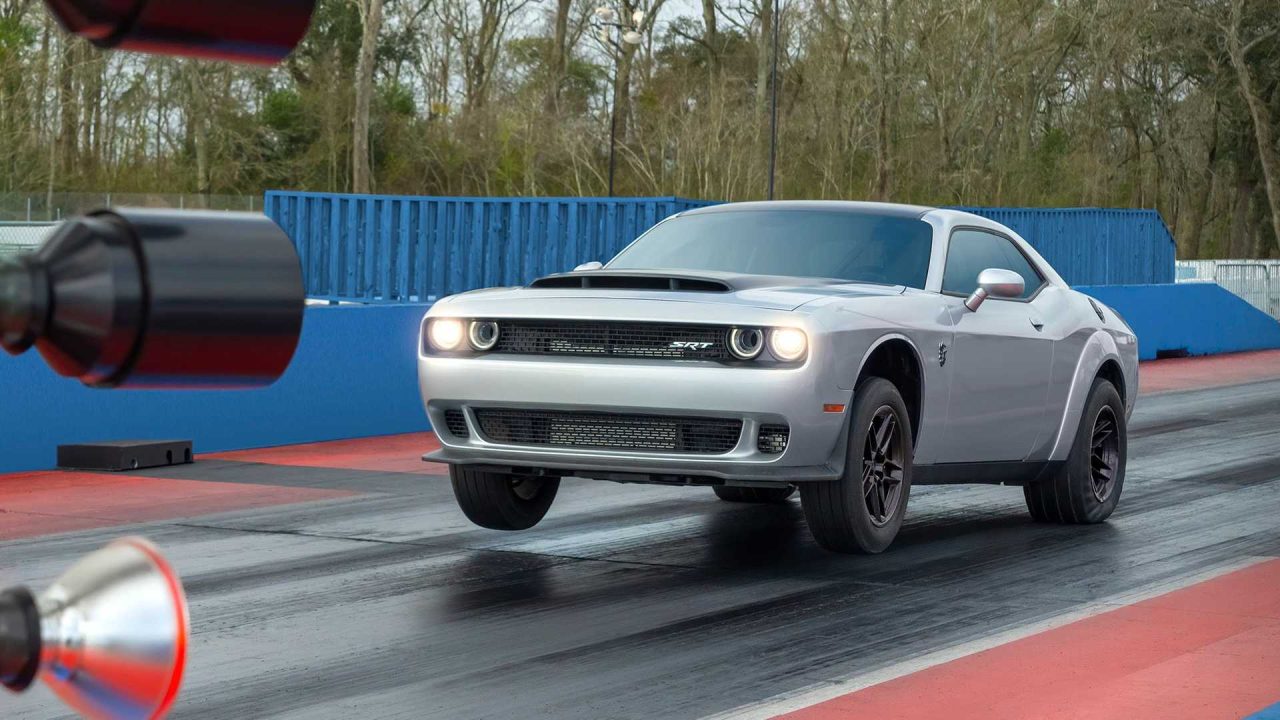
<box><xmin>1140</xmin><ymin>349</ymin><xmax>1280</xmax><ymax>395</ymax></box>
<box><xmin>206</xmin><ymin>432</ymin><xmax>445</xmax><ymax>474</ymax></box>
<box><xmin>0</xmin><ymin>471</ymin><xmax>353</xmax><ymax>541</ymax></box>
<box><xmin>780</xmin><ymin>559</ymin><xmax>1280</xmax><ymax>720</ymax></box>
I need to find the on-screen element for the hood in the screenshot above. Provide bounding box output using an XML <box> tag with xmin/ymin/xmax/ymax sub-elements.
<box><xmin>442</xmin><ymin>269</ymin><xmax>904</xmax><ymax>312</ymax></box>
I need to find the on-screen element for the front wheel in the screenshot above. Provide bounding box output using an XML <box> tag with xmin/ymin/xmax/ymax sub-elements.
<box><xmin>800</xmin><ymin>377</ymin><xmax>913</xmax><ymax>554</ymax></box>
<box><xmin>1024</xmin><ymin>378</ymin><xmax>1126</xmax><ymax>524</ymax></box>
<box><xmin>450</xmin><ymin>465</ymin><xmax>560</xmax><ymax>530</ymax></box>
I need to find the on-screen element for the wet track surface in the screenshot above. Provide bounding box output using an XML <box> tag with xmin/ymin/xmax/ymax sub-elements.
<box><xmin>5</xmin><ymin>378</ymin><xmax>1280</xmax><ymax>719</ymax></box>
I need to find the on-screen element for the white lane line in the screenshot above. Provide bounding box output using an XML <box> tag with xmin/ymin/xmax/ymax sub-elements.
<box><xmin>701</xmin><ymin>555</ymin><xmax>1274</xmax><ymax>720</ymax></box>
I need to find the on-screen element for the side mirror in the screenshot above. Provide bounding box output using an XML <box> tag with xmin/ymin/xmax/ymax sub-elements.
<box><xmin>573</xmin><ymin>261</ymin><xmax>604</xmax><ymax>272</ymax></box>
<box><xmin>964</xmin><ymin>268</ymin><xmax>1025</xmax><ymax>311</ymax></box>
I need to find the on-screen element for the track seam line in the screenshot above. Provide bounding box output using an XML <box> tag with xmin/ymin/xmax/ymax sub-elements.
<box><xmin>171</xmin><ymin>521</ymin><xmax>707</xmax><ymax>571</ymax></box>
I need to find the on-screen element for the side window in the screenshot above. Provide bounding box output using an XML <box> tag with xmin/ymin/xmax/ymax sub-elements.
<box><xmin>941</xmin><ymin>229</ymin><xmax>1044</xmax><ymax>299</ymax></box>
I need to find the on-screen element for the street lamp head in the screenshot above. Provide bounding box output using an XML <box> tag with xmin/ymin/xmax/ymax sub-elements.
<box><xmin>622</xmin><ymin>30</ymin><xmax>644</xmax><ymax>45</ymax></box>
<box><xmin>631</xmin><ymin>9</ymin><xmax>645</xmax><ymax>25</ymax></box>
<box><xmin>594</xmin><ymin>6</ymin><xmax>616</xmax><ymax>22</ymax></box>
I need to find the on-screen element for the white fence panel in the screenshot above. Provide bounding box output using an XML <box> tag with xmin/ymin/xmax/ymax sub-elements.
<box><xmin>1177</xmin><ymin>259</ymin><xmax>1280</xmax><ymax>320</ymax></box>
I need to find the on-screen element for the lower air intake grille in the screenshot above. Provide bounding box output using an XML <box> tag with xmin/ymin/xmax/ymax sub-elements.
<box><xmin>474</xmin><ymin>409</ymin><xmax>742</xmax><ymax>454</ymax></box>
<box><xmin>444</xmin><ymin>409</ymin><xmax>470</xmax><ymax>438</ymax></box>
<box><xmin>757</xmin><ymin>424</ymin><xmax>790</xmax><ymax>454</ymax></box>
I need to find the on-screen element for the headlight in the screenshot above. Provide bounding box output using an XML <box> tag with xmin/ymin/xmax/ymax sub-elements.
<box><xmin>727</xmin><ymin>327</ymin><xmax>764</xmax><ymax>360</ymax></box>
<box><xmin>428</xmin><ymin>318</ymin><xmax>465</xmax><ymax>351</ymax></box>
<box><xmin>468</xmin><ymin>320</ymin><xmax>500</xmax><ymax>351</ymax></box>
<box><xmin>768</xmin><ymin>327</ymin><xmax>807</xmax><ymax>361</ymax></box>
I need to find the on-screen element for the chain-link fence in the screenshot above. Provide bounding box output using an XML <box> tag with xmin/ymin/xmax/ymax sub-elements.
<box><xmin>0</xmin><ymin>222</ymin><xmax>56</xmax><ymax>257</ymax></box>
<box><xmin>0</xmin><ymin>192</ymin><xmax>261</xmax><ymax>222</ymax></box>
<box><xmin>1177</xmin><ymin>259</ymin><xmax>1280</xmax><ymax>320</ymax></box>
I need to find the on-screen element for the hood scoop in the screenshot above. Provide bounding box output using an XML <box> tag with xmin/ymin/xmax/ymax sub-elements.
<box><xmin>530</xmin><ymin>271</ymin><xmax>732</xmax><ymax>293</ymax></box>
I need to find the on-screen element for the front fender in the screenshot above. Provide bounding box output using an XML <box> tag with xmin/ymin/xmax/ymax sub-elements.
<box><xmin>1046</xmin><ymin>329</ymin><xmax>1136</xmax><ymax>461</ymax></box>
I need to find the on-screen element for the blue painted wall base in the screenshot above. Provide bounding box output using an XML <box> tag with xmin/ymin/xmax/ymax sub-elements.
<box><xmin>1077</xmin><ymin>283</ymin><xmax>1280</xmax><ymax>360</ymax></box>
<box><xmin>1</xmin><ymin>305</ymin><xmax>431</xmax><ymax>474</ymax></box>
<box><xmin>4</xmin><ymin>284</ymin><xmax>1277</xmax><ymax>474</ymax></box>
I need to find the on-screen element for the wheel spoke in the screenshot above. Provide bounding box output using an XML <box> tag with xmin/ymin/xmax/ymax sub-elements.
<box><xmin>876</xmin><ymin>413</ymin><xmax>897</xmax><ymax>455</ymax></box>
<box><xmin>1087</xmin><ymin>406</ymin><xmax>1121</xmax><ymax>502</ymax></box>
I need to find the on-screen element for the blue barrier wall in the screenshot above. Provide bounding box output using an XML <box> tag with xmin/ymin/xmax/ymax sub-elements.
<box><xmin>267</xmin><ymin>193</ymin><xmax>1177</xmax><ymax>301</ymax></box>
<box><xmin>953</xmin><ymin>207</ymin><xmax>1176</xmax><ymax>286</ymax></box>
<box><xmin>264</xmin><ymin>192</ymin><xmax>714</xmax><ymax>302</ymax></box>
<box><xmin>0</xmin><ymin>305</ymin><xmax>430</xmax><ymax>473</ymax></box>
<box><xmin>1078</xmin><ymin>283</ymin><xmax>1280</xmax><ymax>360</ymax></box>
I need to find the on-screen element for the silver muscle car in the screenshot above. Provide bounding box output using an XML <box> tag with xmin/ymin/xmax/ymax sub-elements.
<box><xmin>418</xmin><ymin>201</ymin><xmax>1139</xmax><ymax>554</ymax></box>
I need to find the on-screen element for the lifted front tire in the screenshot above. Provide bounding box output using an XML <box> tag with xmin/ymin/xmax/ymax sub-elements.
<box><xmin>450</xmin><ymin>465</ymin><xmax>560</xmax><ymax>530</ymax></box>
<box><xmin>800</xmin><ymin>377</ymin><xmax>913</xmax><ymax>554</ymax></box>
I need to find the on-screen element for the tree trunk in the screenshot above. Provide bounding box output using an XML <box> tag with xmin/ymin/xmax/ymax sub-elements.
<box><xmin>702</xmin><ymin>0</ymin><xmax>719</xmax><ymax>73</ymax></box>
<box><xmin>1230</xmin><ymin>173</ymin><xmax>1255</xmax><ymax>259</ymax></box>
<box><xmin>1226</xmin><ymin>0</ymin><xmax>1280</xmax><ymax>257</ymax></box>
<box><xmin>873</xmin><ymin>0</ymin><xmax>892</xmax><ymax>201</ymax></box>
<box><xmin>1181</xmin><ymin>105</ymin><xmax>1219</xmax><ymax>259</ymax></box>
<box><xmin>754</xmin><ymin>0</ymin><xmax>772</xmax><ymax>127</ymax></box>
<box><xmin>547</xmin><ymin>0</ymin><xmax>572</xmax><ymax>110</ymax></box>
<box><xmin>352</xmin><ymin>0</ymin><xmax>385</xmax><ymax>195</ymax></box>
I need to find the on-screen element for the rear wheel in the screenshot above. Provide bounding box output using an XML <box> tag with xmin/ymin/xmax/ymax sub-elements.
<box><xmin>1024</xmin><ymin>378</ymin><xmax>1126</xmax><ymax>524</ymax></box>
<box><xmin>450</xmin><ymin>465</ymin><xmax>560</xmax><ymax>530</ymax></box>
<box><xmin>713</xmin><ymin>485</ymin><xmax>796</xmax><ymax>503</ymax></box>
<box><xmin>800</xmin><ymin>377</ymin><xmax>913</xmax><ymax>554</ymax></box>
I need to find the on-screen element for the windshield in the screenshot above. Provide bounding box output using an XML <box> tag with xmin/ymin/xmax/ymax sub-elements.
<box><xmin>608</xmin><ymin>209</ymin><xmax>933</xmax><ymax>288</ymax></box>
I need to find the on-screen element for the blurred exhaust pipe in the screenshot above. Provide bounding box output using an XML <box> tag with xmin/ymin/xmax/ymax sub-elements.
<box><xmin>0</xmin><ymin>208</ymin><xmax>304</xmax><ymax>389</ymax></box>
<box><xmin>1</xmin><ymin>537</ymin><xmax>189</xmax><ymax>720</ymax></box>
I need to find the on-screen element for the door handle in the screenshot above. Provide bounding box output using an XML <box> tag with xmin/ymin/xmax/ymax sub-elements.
<box><xmin>1030</xmin><ymin>318</ymin><xmax>1045</xmax><ymax>331</ymax></box>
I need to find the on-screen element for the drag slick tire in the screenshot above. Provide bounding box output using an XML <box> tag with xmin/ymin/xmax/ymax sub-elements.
<box><xmin>800</xmin><ymin>377</ymin><xmax>912</xmax><ymax>554</ymax></box>
<box><xmin>713</xmin><ymin>485</ymin><xmax>796</xmax><ymax>503</ymax></box>
<box><xmin>1024</xmin><ymin>377</ymin><xmax>1126</xmax><ymax>524</ymax></box>
<box><xmin>450</xmin><ymin>465</ymin><xmax>560</xmax><ymax>531</ymax></box>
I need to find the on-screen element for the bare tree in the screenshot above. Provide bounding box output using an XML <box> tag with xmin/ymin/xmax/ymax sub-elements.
<box><xmin>353</xmin><ymin>0</ymin><xmax>385</xmax><ymax>193</ymax></box>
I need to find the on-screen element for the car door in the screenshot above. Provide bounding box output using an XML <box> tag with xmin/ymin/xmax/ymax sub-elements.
<box><xmin>934</xmin><ymin>228</ymin><xmax>1054</xmax><ymax>463</ymax></box>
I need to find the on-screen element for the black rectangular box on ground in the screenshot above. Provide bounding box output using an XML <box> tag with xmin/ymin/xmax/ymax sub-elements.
<box><xmin>57</xmin><ymin>440</ymin><xmax>193</xmax><ymax>472</ymax></box>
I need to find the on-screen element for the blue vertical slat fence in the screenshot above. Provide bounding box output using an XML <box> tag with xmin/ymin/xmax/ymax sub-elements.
<box><xmin>265</xmin><ymin>192</ymin><xmax>1176</xmax><ymax>301</ymax></box>
<box><xmin>950</xmin><ymin>207</ymin><xmax>1176</xmax><ymax>286</ymax></box>
<box><xmin>265</xmin><ymin>192</ymin><xmax>716</xmax><ymax>301</ymax></box>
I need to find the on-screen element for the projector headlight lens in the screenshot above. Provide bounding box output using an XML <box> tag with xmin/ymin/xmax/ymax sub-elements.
<box><xmin>768</xmin><ymin>327</ymin><xmax>808</xmax><ymax>362</ymax></box>
<box><xmin>428</xmin><ymin>318</ymin><xmax>466</xmax><ymax>351</ymax></box>
<box><xmin>728</xmin><ymin>327</ymin><xmax>764</xmax><ymax>360</ymax></box>
<box><xmin>468</xmin><ymin>320</ymin><xmax>500</xmax><ymax>351</ymax></box>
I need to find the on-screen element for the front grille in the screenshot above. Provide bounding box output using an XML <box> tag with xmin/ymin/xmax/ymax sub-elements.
<box><xmin>491</xmin><ymin>320</ymin><xmax>732</xmax><ymax>360</ymax></box>
<box><xmin>757</xmin><ymin>424</ymin><xmax>790</xmax><ymax>454</ymax></box>
<box><xmin>474</xmin><ymin>408</ymin><xmax>742</xmax><ymax>454</ymax></box>
<box><xmin>443</xmin><ymin>409</ymin><xmax>470</xmax><ymax>438</ymax></box>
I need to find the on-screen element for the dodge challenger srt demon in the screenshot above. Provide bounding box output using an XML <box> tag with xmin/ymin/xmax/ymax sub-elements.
<box><xmin>418</xmin><ymin>201</ymin><xmax>1138</xmax><ymax>554</ymax></box>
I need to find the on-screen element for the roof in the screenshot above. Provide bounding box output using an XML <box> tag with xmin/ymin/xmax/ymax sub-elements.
<box><xmin>680</xmin><ymin>200</ymin><xmax>936</xmax><ymax>219</ymax></box>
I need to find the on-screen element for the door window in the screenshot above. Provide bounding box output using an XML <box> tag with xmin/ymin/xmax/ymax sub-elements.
<box><xmin>942</xmin><ymin>229</ymin><xmax>1044</xmax><ymax>299</ymax></box>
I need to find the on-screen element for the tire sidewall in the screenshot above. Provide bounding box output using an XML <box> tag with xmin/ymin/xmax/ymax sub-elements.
<box><xmin>842</xmin><ymin>378</ymin><xmax>914</xmax><ymax>552</ymax></box>
<box><xmin>1069</xmin><ymin>379</ymin><xmax>1126</xmax><ymax>522</ymax></box>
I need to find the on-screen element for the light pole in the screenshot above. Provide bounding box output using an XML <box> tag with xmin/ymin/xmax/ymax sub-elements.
<box><xmin>593</xmin><ymin>6</ymin><xmax>644</xmax><ymax>197</ymax></box>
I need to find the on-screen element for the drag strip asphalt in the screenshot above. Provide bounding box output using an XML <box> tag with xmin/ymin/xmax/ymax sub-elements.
<box><xmin>4</xmin><ymin>378</ymin><xmax>1280</xmax><ymax>719</ymax></box>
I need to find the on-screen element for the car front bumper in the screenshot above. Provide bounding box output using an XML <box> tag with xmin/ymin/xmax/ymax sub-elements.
<box><xmin>419</xmin><ymin>352</ymin><xmax>853</xmax><ymax>484</ymax></box>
